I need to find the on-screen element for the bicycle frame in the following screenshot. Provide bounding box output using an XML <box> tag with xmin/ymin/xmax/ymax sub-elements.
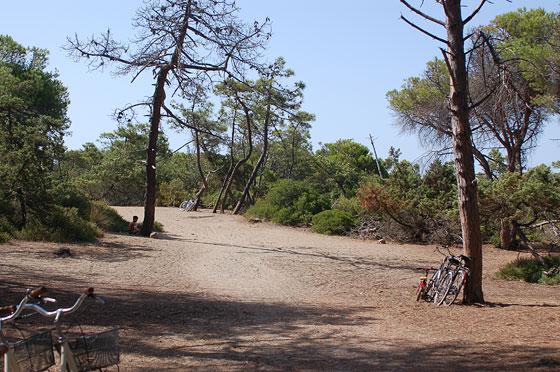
<box><xmin>23</xmin><ymin>287</ymin><xmax>102</xmax><ymax>372</ymax></box>
<box><xmin>0</xmin><ymin>287</ymin><xmax>47</xmax><ymax>372</ymax></box>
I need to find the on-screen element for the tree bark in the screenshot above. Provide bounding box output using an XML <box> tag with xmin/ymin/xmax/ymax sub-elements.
<box><xmin>140</xmin><ymin>3</ymin><xmax>192</xmax><ymax>236</ymax></box>
<box><xmin>140</xmin><ymin>68</ymin><xmax>169</xmax><ymax>236</ymax></box>
<box><xmin>500</xmin><ymin>219</ymin><xmax>514</xmax><ymax>250</ymax></box>
<box><xmin>219</xmin><ymin>101</ymin><xmax>253</xmax><ymax>213</ymax></box>
<box><xmin>515</xmin><ymin>223</ymin><xmax>550</xmax><ymax>270</ymax></box>
<box><xmin>444</xmin><ymin>0</ymin><xmax>484</xmax><ymax>304</ymax></box>
<box><xmin>233</xmin><ymin>98</ymin><xmax>271</xmax><ymax>215</ymax></box>
<box><xmin>213</xmin><ymin>114</ymin><xmax>236</xmax><ymax>213</ymax></box>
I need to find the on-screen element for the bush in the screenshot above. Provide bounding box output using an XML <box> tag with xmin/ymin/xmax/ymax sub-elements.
<box><xmin>332</xmin><ymin>196</ymin><xmax>360</xmax><ymax>216</ymax></box>
<box><xmin>0</xmin><ymin>216</ymin><xmax>15</xmax><ymax>243</ymax></box>
<box><xmin>153</xmin><ymin>221</ymin><xmax>165</xmax><ymax>232</ymax></box>
<box><xmin>54</xmin><ymin>184</ymin><xmax>92</xmax><ymax>220</ymax></box>
<box><xmin>157</xmin><ymin>180</ymin><xmax>190</xmax><ymax>207</ymax></box>
<box><xmin>246</xmin><ymin>179</ymin><xmax>330</xmax><ymax>226</ymax></box>
<box><xmin>90</xmin><ymin>201</ymin><xmax>129</xmax><ymax>232</ymax></box>
<box><xmin>90</xmin><ymin>201</ymin><xmax>164</xmax><ymax>233</ymax></box>
<box><xmin>497</xmin><ymin>255</ymin><xmax>560</xmax><ymax>284</ymax></box>
<box><xmin>17</xmin><ymin>207</ymin><xmax>102</xmax><ymax>242</ymax></box>
<box><xmin>312</xmin><ymin>210</ymin><xmax>356</xmax><ymax>235</ymax></box>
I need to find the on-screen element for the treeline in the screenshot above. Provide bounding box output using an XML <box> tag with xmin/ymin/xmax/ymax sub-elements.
<box><xmin>1</xmin><ymin>7</ymin><xmax>559</xmax><ymax>253</ymax></box>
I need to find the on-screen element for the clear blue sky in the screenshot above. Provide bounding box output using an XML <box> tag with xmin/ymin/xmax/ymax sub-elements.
<box><xmin>2</xmin><ymin>1</ymin><xmax>559</xmax><ymax>167</ymax></box>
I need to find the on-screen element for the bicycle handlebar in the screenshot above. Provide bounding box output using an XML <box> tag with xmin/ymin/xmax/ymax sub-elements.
<box><xmin>435</xmin><ymin>247</ymin><xmax>470</xmax><ymax>264</ymax></box>
<box><xmin>29</xmin><ymin>286</ymin><xmax>47</xmax><ymax>298</ymax></box>
<box><xmin>416</xmin><ymin>267</ymin><xmax>434</xmax><ymax>271</ymax></box>
<box><xmin>0</xmin><ymin>286</ymin><xmax>48</xmax><ymax>325</ymax></box>
<box><xmin>23</xmin><ymin>287</ymin><xmax>101</xmax><ymax>323</ymax></box>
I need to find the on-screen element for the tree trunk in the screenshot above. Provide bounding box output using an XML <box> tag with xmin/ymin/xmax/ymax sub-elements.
<box><xmin>220</xmin><ymin>103</ymin><xmax>253</xmax><ymax>213</ymax></box>
<box><xmin>233</xmin><ymin>101</ymin><xmax>270</xmax><ymax>215</ymax></box>
<box><xmin>232</xmin><ymin>134</ymin><xmax>268</xmax><ymax>214</ymax></box>
<box><xmin>444</xmin><ymin>0</ymin><xmax>484</xmax><ymax>304</ymax></box>
<box><xmin>213</xmin><ymin>116</ymin><xmax>237</xmax><ymax>213</ymax></box>
<box><xmin>214</xmin><ymin>165</ymin><xmax>233</xmax><ymax>213</ymax></box>
<box><xmin>16</xmin><ymin>188</ymin><xmax>26</xmax><ymax>229</ymax></box>
<box><xmin>515</xmin><ymin>223</ymin><xmax>550</xmax><ymax>270</ymax></box>
<box><xmin>500</xmin><ymin>219</ymin><xmax>514</xmax><ymax>250</ymax></box>
<box><xmin>140</xmin><ymin>68</ymin><xmax>169</xmax><ymax>237</ymax></box>
<box><xmin>140</xmin><ymin>4</ymin><xmax>191</xmax><ymax>236</ymax></box>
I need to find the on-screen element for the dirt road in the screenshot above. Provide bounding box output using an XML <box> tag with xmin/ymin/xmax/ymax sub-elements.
<box><xmin>1</xmin><ymin>207</ymin><xmax>559</xmax><ymax>371</ymax></box>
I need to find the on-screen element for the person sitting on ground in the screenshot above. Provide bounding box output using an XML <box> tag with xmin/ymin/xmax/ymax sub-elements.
<box><xmin>128</xmin><ymin>216</ymin><xmax>140</xmax><ymax>234</ymax></box>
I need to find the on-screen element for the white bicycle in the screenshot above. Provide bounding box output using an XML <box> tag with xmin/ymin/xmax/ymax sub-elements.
<box><xmin>1</xmin><ymin>287</ymin><xmax>119</xmax><ymax>372</ymax></box>
<box><xmin>0</xmin><ymin>287</ymin><xmax>50</xmax><ymax>372</ymax></box>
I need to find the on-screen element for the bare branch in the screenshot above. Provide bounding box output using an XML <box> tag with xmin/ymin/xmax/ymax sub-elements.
<box><xmin>400</xmin><ymin>0</ymin><xmax>446</xmax><ymax>26</ymax></box>
<box><xmin>464</xmin><ymin>0</ymin><xmax>488</xmax><ymax>25</ymax></box>
<box><xmin>440</xmin><ymin>48</ymin><xmax>458</xmax><ymax>90</ymax></box>
<box><xmin>401</xmin><ymin>15</ymin><xmax>449</xmax><ymax>45</ymax></box>
<box><xmin>161</xmin><ymin>103</ymin><xmax>224</xmax><ymax>140</ymax></box>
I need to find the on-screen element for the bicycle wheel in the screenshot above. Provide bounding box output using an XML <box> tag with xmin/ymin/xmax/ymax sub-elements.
<box><xmin>416</xmin><ymin>281</ymin><xmax>427</xmax><ymax>301</ymax></box>
<box><xmin>443</xmin><ymin>270</ymin><xmax>467</xmax><ymax>306</ymax></box>
<box><xmin>425</xmin><ymin>270</ymin><xmax>441</xmax><ymax>301</ymax></box>
<box><xmin>416</xmin><ymin>285</ymin><xmax>423</xmax><ymax>301</ymax></box>
<box><xmin>434</xmin><ymin>271</ymin><xmax>453</xmax><ymax>306</ymax></box>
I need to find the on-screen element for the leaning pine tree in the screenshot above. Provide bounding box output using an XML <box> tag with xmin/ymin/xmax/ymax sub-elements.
<box><xmin>66</xmin><ymin>0</ymin><xmax>270</xmax><ymax>236</ymax></box>
<box><xmin>399</xmin><ymin>0</ymin><xmax>488</xmax><ymax>303</ymax></box>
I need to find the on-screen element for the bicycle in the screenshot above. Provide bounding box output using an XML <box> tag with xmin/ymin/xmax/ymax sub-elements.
<box><xmin>415</xmin><ymin>267</ymin><xmax>433</xmax><ymax>301</ymax></box>
<box><xmin>415</xmin><ymin>246</ymin><xmax>454</xmax><ymax>302</ymax></box>
<box><xmin>1</xmin><ymin>287</ymin><xmax>119</xmax><ymax>372</ymax></box>
<box><xmin>434</xmin><ymin>255</ymin><xmax>471</xmax><ymax>306</ymax></box>
<box><xmin>1</xmin><ymin>287</ymin><xmax>55</xmax><ymax>372</ymax></box>
<box><xmin>179</xmin><ymin>199</ymin><xmax>197</xmax><ymax>211</ymax></box>
<box><xmin>23</xmin><ymin>287</ymin><xmax>119</xmax><ymax>372</ymax></box>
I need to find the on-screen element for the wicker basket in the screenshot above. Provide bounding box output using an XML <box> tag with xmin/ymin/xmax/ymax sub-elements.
<box><xmin>11</xmin><ymin>330</ymin><xmax>55</xmax><ymax>372</ymax></box>
<box><xmin>61</xmin><ymin>328</ymin><xmax>120</xmax><ymax>371</ymax></box>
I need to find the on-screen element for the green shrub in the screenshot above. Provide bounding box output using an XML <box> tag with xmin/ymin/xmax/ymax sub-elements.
<box><xmin>157</xmin><ymin>180</ymin><xmax>190</xmax><ymax>207</ymax></box>
<box><xmin>312</xmin><ymin>210</ymin><xmax>356</xmax><ymax>235</ymax></box>
<box><xmin>18</xmin><ymin>207</ymin><xmax>102</xmax><ymax>242</ymax></box>
<box><xmin>90</xmin><ymin>201</ymin><xmax>129</xmax><ymax>232</ymax></box>
<box><xmin>153</xmin><ymin>221</ymin><xmax>164</xmax><ymax>232</ymax></box>
<box><xmin>497</xmin><ymin>255</ymin><xmax>560</xmax><ymax>284</ymax></box>
<box><xmin>246</xmin><ymin>179</ymin><xmax>330</xmax><ymax>226</ymax></box>
<box><xmin>54</xmin><ymin>184</ymin><xmax>92</xmax><ymax>220</ymax></box>
<box><xmin>0</xmin><ymin>216</ymin><xmax>15</xmax><ymax>243</ymax></box>
<box><xmin>332</xmin><ymin>196</ymin><xmax>360</xmax><ymax>216</ymax></box>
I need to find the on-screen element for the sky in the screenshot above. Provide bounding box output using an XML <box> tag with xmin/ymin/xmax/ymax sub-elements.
<box><xmin>2</xmin><ymin>1</ymin><xmax>559</xmax><ymax>168</ymax></box>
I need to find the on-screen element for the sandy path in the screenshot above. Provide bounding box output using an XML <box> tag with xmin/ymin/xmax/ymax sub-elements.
<box><xmin>1</xmin><ymin>207</ymin><xmax>559</xmax><ymax>371</ymax></box>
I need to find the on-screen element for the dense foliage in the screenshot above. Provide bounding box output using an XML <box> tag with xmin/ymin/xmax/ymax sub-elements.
<box><xmin>246</xmin><ymin>179</ymin><xmax>329</xmax><ymax>226</ymax></box>
<box><xmin>497</xmin><ymin>256</ymin><xmax>560</xmax><ymax>284</ymax></box>
<box><xmin>2</xmin><ymin>8</ymin><xmax>559</xmax><ymax>269</ymax></box>
<box><xmin>358</xmin><ymin>151</ymin><xmax>460</xmax><ymax>243</ymax></box>
<box><xmin>311</xmin><ymin>210</ymin><xmax>355</xmax><ymax>235</ymax></box>
<box><xmin>0</xmin><ymin>35</ymin><xmax>101</xmax><ymax>242</ymax></box>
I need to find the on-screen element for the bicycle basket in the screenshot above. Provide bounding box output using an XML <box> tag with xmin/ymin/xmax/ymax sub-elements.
<box><xmin>11</xmin><ymin>330</ymin><xmax>55</xmax><ymax>372</ymax></box>
<box><xmin>63</xmin><ymin>328</ymin><xmax>119</xmax><ymax>371</ymax></box>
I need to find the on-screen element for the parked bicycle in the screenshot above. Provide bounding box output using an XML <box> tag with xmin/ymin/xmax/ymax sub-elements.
<box><xmin>415</xmin><ymin>267</ymin><xmax>434</xmax><ymax>302</ymax></box>
<box><xmin>415</xmin><ymin>246</ymin><xmax>471</xmax><ymax>306</ymax></box>
<box><xmin>179</xmin><ymin>199</ymin><xmax>197</xmax><ymax>211</ymax></box>
<box><xmin>433</xmin><ymin>254</ymin><xmax>471</xmax><ymax>306</ymax></box>
<box><xmin>0</xmin><ymin>286</ymin><xmax>55</xmax><ymax>372</ymax></box>
<box><xmin>24</xmin><ymin>287</ymin><xmax>119</xmax><ymax>372</ymax></box>
<box><xmin>415</xmin><ymin>246</ymin><xmax>454</xmax><ymax>302</ymax></box>
<box><xmin>1</xmin><ymin>287</ymin><xmax>119</xmax><ymax>372</ymax></box>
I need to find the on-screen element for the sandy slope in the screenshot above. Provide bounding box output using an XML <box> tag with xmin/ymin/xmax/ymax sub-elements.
<box><xmin>1</xmin><ymin>207</ymin><xmax>559</xmax><ymax>371</ymax></box>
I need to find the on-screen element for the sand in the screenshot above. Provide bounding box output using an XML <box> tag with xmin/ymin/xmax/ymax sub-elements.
<box><xmin>1</xmin><ymin>207</ymin><xmax>559</xmax><ymax>371</ymax></box>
